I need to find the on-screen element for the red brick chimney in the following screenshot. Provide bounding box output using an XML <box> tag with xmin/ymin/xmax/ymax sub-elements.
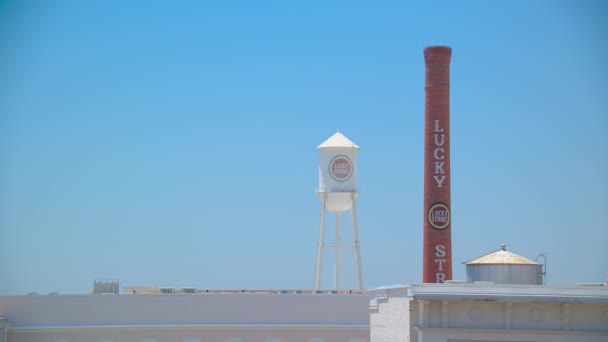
<box><xmin>423</xmin><ymin>46</ymin><xmax>453</xmax><ymax>283</ymax></box>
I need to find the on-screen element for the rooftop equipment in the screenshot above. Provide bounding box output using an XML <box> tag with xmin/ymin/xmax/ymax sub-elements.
<box><xmin>464</xmin><ymin>244</ymin><xmax>542</xmax><ymax>285</ymax></box>
<box><xmin>93</xmin><ymin>279</ymin><xmax>119</xmax><ymax>294</ymax></box>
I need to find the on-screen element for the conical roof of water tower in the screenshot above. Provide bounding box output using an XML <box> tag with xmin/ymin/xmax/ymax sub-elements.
<box><xmin>317</xmin><ymin>131</ymin><xmax>360</xmax><ymax>150</ymax></box>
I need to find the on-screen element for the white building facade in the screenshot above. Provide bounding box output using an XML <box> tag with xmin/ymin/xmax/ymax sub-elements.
<box><xmin>370</xmin><ymin>283</ymin><xmax>608</xmax><ymax>342</ymax></box>
<box><xmin>0</xmin><ymin>293</ymin><xmax>369</xmax><ymax>342</ymax></box>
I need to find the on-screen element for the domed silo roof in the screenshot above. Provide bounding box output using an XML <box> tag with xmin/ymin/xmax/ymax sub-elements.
<box><xmin>464</xmin><ymin>244</ymin><xmax>543</xmax><ymax>285</ymax></box>
<box><xmin>465</xmin><ymin>244</ymin><xmax>539</xmax><ymax>265</ymax></box>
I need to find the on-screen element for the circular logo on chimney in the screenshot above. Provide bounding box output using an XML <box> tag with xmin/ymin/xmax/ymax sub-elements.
<box><xmin>329</xmin><ymin>155</ymin><xmax>352</xmax><ymax>182</ymax></box>
<box><xmin>428</xmin><ymin>202</ymin><xmax>450</xmax><ymax>230</ymax></box>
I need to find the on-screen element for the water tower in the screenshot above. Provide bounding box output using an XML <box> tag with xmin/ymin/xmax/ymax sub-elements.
<box><xmin>314</xmin><ymin>131</ymin><xmax>363</xmax><ymax>291</ymax></box>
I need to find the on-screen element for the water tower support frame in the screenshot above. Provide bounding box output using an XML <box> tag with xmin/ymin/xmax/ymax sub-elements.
<box><xmin>314</xmin><ymin>193</ymin><xmax>327</xmax><ymax>290</ymax></box>
<box><xmin>314</xmin><ymin>192</ymin><xmax>363</xmax><ymax>291</ymax></box>
<box><xmin>350</xmin><ymin>192</ymin><xmax>363</xmax><ymax>290</ymax></box>
<box><xmin>334</xmin><ymin>211</ymin><xmax>342</xmax><ymax>290</ymax></box>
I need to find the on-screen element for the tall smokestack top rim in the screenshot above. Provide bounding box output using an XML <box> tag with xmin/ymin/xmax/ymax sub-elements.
<box><xmin>424</xmin><ymin>46</ymin><xmax>452</xmax><ymax>64</ymax></box>
<box><xmin>424</xmin><ymin>46</ymin><xmax>452</xmax><ymax>53</ymax></box>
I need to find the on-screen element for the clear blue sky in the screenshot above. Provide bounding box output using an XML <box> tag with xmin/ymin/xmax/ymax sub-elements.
<box><xmin>1</xmin><ymin>1</ymin><xmax>607</xmax><ymax>295</ymax></box>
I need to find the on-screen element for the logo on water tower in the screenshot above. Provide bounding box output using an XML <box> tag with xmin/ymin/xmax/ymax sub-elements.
<box><xmin>329</xmin><ymin>155</ymin><xmax>353</xmax><ymax>182</ymax></box>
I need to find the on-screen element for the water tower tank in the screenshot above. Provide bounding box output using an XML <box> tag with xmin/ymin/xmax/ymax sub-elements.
<box><xmin>317</xmin><ymin>131</ymin><xmax>359</xmax><ymax>212</ymax></box>
<box><xmin>464</xmin><ymin>244</ymin><xmax>542</xmax><ymax>285</ymax></box>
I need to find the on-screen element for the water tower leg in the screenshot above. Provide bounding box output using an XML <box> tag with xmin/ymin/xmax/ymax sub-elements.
<box><xmin>350</xmin><ymin>194</ymin><xmax>363</xmax><ymax>290</ymax></box>
<box><xmin>334</xmin><ymin>211</ymin><xmax>342</xmax><ymax>291</ymax></box>
<box><xmin>314</xmin><ymin>193</ymin><xmax>327</xmax><ymax>290</ymax></box>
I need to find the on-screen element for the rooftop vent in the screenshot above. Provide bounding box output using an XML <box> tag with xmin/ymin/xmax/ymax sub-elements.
<box><xmin>93</xmin><ymin>279</ymin><xmax>119</xmax><ymax>295</ymax></box>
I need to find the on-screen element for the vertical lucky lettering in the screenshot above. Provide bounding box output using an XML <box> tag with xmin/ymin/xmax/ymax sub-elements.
<box><xmin>433</xmin><ymin>120</ymin><xmax>446</xmax><ymax>188</ymax></box>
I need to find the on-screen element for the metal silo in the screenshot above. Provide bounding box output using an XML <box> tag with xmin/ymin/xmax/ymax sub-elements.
<box><xmin>464</xmin><ymin>244</ymin><xmax>542</xmax><ymax>285</ymax></box>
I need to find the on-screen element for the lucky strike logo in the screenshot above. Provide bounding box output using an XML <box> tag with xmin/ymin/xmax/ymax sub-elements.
<box><xmin>428</xmin><ymin>202</ymin><xmax>450</xmax><ymax>230</ymax></box>
<box><xmin>329</xmin><ymin>155</ymin><xmax>352</xmax><ymax>182</ymax></box>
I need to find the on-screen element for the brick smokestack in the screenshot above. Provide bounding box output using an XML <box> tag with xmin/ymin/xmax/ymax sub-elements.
<box><xmin>423</xmin><ymin>46</ymin><xmax>452</xmax><ymax>283</ymax></box>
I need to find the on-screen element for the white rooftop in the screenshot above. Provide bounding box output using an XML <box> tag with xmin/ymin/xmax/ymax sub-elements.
<box><xmin>317</xmin><ymin>131</ymin><xmax>360</xmax><ymax>150</ymax></box>
<box><xmin>370</xmin><ymin>283</ymin><xmax>608</xmax><ymax>304</ymax></box>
